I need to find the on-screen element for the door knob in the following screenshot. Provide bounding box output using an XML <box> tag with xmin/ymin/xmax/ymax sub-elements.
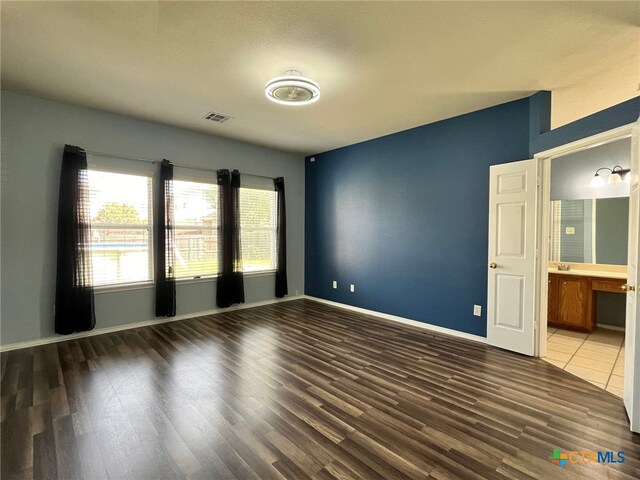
<box><xmin>621</xmin><ymin>284</ymin><xmax>636</xmax><ymax>292</ymax></box>
<box><xmin>489</xmin><ymin>262</ymin><xmax>497</xmax><ymax>269</ymax></box>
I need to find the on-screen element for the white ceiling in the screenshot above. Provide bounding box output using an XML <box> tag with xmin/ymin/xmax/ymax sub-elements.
<box><xmin>1</xmin><ymin>1</ymin><xmax>638</xmax><ymax>155</ymax></box>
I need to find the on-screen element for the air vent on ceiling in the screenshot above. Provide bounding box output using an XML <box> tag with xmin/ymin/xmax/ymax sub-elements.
<box><xmin>203</xmin><ymin>111</ymin><xmax>232</xmax><ymax>123</ymax></box>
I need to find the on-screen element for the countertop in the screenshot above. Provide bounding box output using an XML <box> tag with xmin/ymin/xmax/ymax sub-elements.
<box><xmin>548</xmin><ymin>264</ymin><xmax>627</xmax><ymax>280</ymax></box>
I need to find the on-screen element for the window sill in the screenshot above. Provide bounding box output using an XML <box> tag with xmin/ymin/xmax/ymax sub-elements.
<box><xmin>244</xmin><ymin>269</ymin><xmax>277</xmax><ymax>278</ymax></box>
<box><xmin>94</xmin><ymin>270</ymin><xmax>276</xmax><ymax>294</ymax></box>
<box><xmin>176</xmin><ymin>270</ymin><xmax>276</xmax><ymax>284</ymax></box>
<box><xmin>94</xmin><ymin>281</ymin><xmax>155</xmax><ymax>294</ymax></box>
<box><xmin>176</xmin><ymin>275</ymin><xmax>217</xmax><ymax>285</ymax></box>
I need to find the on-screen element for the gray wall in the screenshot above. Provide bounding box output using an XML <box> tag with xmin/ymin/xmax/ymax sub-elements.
<box><xmin>596</xmin><ymin>292</ymin><xmax>626</xmax><ymax>328</ymax></box>
<box><xmin>596</xmin><ymin>197</ymin><xmax>629</xmax><ymax>265</ymax></box>
<box><xmin>550</xmin><ymin>137</ymin><xmax>631</xmax><ymax>201</ymax></box>
<box><xmin>1</xmin><ymin>91</ymin><xmax>305</xmax><ymax>345</ymax></box>
<box><xmin>594</xmin><ymin>197</ymin><xmax>629</xmax><ymax>327</ymax></box>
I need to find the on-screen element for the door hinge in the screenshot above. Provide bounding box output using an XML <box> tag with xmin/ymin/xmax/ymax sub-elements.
<box><xmin>536</xmin><ymin>177</ymin><xmax>541</xmax><ymax>187</ymax></box>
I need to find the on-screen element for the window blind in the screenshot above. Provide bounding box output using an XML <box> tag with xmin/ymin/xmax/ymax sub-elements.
<box><xmin>173</xmin><ymin>179</ymin><xmax>219</xmax><ymax>278</ymax></box>
<box><xmin>87</xmin><ymin>169</ymin><xmax>153</xmax><ymax>286</ymax></box>
<box><xmin>239</xmin><ymin>188</ymin><xmax>277</xmax><ymax>272</ymax></box>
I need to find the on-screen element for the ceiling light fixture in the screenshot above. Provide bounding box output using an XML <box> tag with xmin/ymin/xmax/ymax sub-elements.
<box><xmin>590</xmin><ymin>165</ymin><xmax>630</xmax><ymax>187</ymax></box>
<box><xmin>265</xmin><ymin>70</ymin><xmax>320</xmax><ymax>106</ymax></box>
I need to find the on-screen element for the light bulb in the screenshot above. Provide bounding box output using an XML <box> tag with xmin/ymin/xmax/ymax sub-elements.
<box><xmin>608</xmin><ymin>172</ymin><xmax>621</xmax><ymax>185</ymax></box>
<box><xmin>591</xmin><ymin>174</ymin><xmax>605</xmax><ymax>188</ymax></box>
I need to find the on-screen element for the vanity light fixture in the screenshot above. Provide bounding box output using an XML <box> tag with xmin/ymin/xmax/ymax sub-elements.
<box><xmin>590</xmin><ymin>165</ymin><xmax>630</xmax><ymax>187</ymax></box>
<box><xmin>608</xmin><ymin>165</ymin><xmax>630</xmax><ymax>185</ymax></box>
<box><xmin>265</xmin><ymin>70</ymin><xmax>320</xmax><ymax>106</ymax></box>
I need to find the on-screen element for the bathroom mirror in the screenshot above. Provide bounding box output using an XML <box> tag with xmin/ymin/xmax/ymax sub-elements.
<box><xmin>549</xmin><ymin>197</ymin><xmax>629</xmax><ymax>265</ymax></box>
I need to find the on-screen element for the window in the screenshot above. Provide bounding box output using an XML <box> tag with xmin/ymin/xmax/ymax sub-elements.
<box><xmin>88</xmin><ymin>170</ymin><xmax>275</xmax><ymax>285</ymax></box>
<box><xmin>173</xmin><ymin>179</ymin><xmax>219</xmax><ymax>279</ymax></box>
<box><xmin>240</xmin><ymin>187</ymin><xmax>277</xmax><ymax>272</ymax></box>
<box><xmin>87</xmin><ymin>169</ymin><xmax>153</xmax><ymax>286</ymax></box>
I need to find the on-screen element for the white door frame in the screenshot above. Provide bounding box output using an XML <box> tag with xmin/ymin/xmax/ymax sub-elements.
<box><xmin>534</xmin><ymin>123</ymin><xmax>635</xmax><ymax>358</ymax></box>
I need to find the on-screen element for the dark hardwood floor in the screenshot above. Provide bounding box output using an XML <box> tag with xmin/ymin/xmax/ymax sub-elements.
<box><xmin>2</xmin><ymin>299</ymin><xmax>639</xmax><ymax>479</ymax></box>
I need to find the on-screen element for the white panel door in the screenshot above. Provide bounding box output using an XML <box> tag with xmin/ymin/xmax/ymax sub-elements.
<box><xmin>487</xmin><ymin>159</ymin><xmax>538</xmax><ymax>355</ymax></box>
<box><xmin>624</xmin><ymin>118</ymin><xmax>640</xmax><ymax>432</ymax></box>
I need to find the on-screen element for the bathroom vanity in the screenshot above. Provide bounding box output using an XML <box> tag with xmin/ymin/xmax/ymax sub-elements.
<box><xmin>547</xmin><ymin>264</ymin><xmax>627</xmax><ymax>332</ymax></box>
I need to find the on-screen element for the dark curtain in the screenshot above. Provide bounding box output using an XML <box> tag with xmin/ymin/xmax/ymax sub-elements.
<box><xmin>55</xmin><ymin>145</ymin><xmax>96</xmax><ymax>334</ymax></box>
<box><xmin>217</xmin><ymin>169</ymin><xmax>245</xmax><ymax>307</ymax></box>
<box><xmin>155</xmin><ymin>160</ymin><xmax>177</xmax><ymax>317</ymax></box>
<box><xmin>274</xmin><ymin>177</ymin><xmax>288</xmax><ymax>298</ymax></box>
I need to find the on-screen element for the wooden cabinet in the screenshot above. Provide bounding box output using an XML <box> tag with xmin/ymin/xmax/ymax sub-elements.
<box><xmin>591</xmin><ymin>278</ymin><xmax>626</xmax><ymax>293</ymax></box>
<box><xmin>557</xmin><ymin>276</ymin><xmax>591</xmax><ymax>330</ymax></box>
<box><xmin>548</xmin><ymin>273</ymin><xmax>593</xmax><ymax>332</ymax></box>
<box><xmin>548</xmin><ymin>275</ymin><xmax>558</xmax><ymax>324</ymax></box>
<box><xmin>547</xmin><ymin>273</ymin><xmax>627</xmax><ymax>332</ymax></box>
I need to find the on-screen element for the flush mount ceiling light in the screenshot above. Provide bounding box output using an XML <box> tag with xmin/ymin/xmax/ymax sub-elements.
<box><xmin>265</xmin><ymin>70</ymin><xmax>320</xmax><ymax>106</ymax></box>
<box><xmin>590</xmin><ymin>165</ymin><xmax>631</xmax><ymax>187</ymax></box>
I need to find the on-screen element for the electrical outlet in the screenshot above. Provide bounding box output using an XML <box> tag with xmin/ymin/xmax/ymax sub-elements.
<box><xmin>310</xmin><ymin>157</ymin><xmax>316</xmax><ymax>163</ymax></box>
<box><xmin>350</xmin><ymin>284</ymin><xmax>355</xmax><ymax>293</ymax></box>
<box><xmin>473</xmin><ymin>305</ymin><xmax>482</xmax><ymax>316</ymax></box>
<box><xmin>332</xmin><ymin>281</ymin><xmax>337</xmax><ymax>289</ymax></box>
<box><xmin>295</xmin><ymin>289</ymin><xmax>299</xmax><ymax>296</ymax></box>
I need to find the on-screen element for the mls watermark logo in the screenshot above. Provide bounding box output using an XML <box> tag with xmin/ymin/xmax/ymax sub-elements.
<box><xmin>549</xmin><ymin>449</ymin><xmax>568</xmax><ymax>467</ymax></box>
<box><xmin>549</xmin><ymin>448</ymin><xmax>625</xmax><ymax>468</ymax></box>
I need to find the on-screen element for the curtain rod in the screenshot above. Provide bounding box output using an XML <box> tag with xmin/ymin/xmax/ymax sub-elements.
<box><xmin>84</xmin><ymin>149</ymin><xmax>278</xmax><ymax>180</ymax></box>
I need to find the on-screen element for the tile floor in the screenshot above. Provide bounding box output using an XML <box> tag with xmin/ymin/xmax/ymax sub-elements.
<box><xmin>543</xmin><ymin>327</ymin><xmax>625</xmax><ymax>397</ymax></box>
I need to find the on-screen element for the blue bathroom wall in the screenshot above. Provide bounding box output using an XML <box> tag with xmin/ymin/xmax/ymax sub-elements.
<box><xmin>305</xmin><ymin>99</ymin><xmax>530</xmax><ymax>336</ymax></box>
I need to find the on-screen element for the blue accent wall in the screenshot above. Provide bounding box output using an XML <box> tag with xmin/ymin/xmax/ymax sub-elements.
<box><xmin>529</xmin><ymin>94</ymin><xmax>639</xmax><ymax>155</ymax></box>
<box><xmin>306</xmin><ymin>93</ymin><xmax>638</xmax><ymax>337</ymax></box>
<box><xmin>305</xmin><ymin>99</ymin><xmax>530</xmax><ymax>336</ymax></box>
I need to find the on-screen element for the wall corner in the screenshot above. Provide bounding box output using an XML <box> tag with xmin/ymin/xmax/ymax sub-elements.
<box><xmin>528</xmin><ymin>91</ymin><xmax>552</xmax><ymax>155</ymax></box>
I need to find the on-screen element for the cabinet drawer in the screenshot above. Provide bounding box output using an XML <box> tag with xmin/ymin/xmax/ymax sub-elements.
<box><xmin>592</xmin><ymin>278</ymin><xmax>626</xmax><ymax>293</ymax></box>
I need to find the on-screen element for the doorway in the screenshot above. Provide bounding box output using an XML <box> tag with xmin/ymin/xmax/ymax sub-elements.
<box><xmin>487</xmin><ymin>120</ymin><xmax>639</xmax><ymax>431</ymax></box>
<box><xmin>542</xmin><ymin>137</ymin><xmax>631</xmax><ymax>397</ymax></box>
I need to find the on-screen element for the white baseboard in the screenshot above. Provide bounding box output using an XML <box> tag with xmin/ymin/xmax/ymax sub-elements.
<box><xmin>0</xmin><ymin>295</ymin><xmax>304</xmax><ymax>352</ymax></box>
<box><xmin>304</xmin><ymin>295</ymin><xmax>487</xmax><ymax>344</ymax></box>
<box><xmin>596</xmin><ymin>323</ymin><xmax>625</xmax><ymax>332</ymax></box>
